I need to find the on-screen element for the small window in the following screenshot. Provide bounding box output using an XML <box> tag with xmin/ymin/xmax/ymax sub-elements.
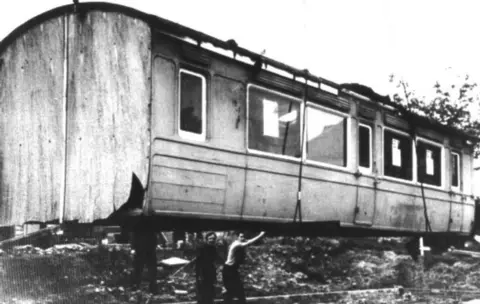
<box><xmin>384</xmin><ymin>130</ymin><xmax>412</xmax><ymax>180</ymax></box>
<box><xmin>416</xmin><ymin>140</ymin><xmax>442</xmax><ymax>187</ymax></box>
<box><xmin>179</xmin><ymin>69</ymin><xmax>206</xmax><ymax>140</ymax></box>
<box><xmin>359</xmin><ymin>124</ymin><xmax>372</xmax><ymax>170</ymax></box>
<box><xmin>451</xmin><ymin>152</ymin><xmax>460</xmax><ymax>189</ymax></box>
<box><xmin>248</xmin><ymin>85</ymin><xmax>301</xmax><ymax>157</ymax></box>
<box><xmin>306</xmin><ymin>105</ymin><xmax>348</xmax><ymax>167</ymax></box>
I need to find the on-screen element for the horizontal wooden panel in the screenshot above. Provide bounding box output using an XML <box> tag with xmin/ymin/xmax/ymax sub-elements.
<box><xmin>358</xmin><ymin>104</ymin><xmax>376</xmax><ymax>120</ymax></box>
<box><xmin>243</xmin><ymin>170</ymin><xmax>298</xmax><ymax>219</ymax></box>
<box><xmin>181</xmin><ymin>43</ymin><xmax>211</xmax><ymax>66</ymax></box>
<box><xmin>152</xmin><ymin>139</ymin><xmax>247</xmax><ymax>169</ymax></box>
<box><xmin>256</xmin><ymin>71</ymin><xmax>303</xmax><ymax>96</ymax></box>
<box><xmin>151</xmin><ymin>199</ymin><xmax>223</xmax><ymax>214</ymax></box>
<box><xmin>384</xmin><ymin>113</ymin><xmax>410</xmax><ymax>131</ymax></box>
<box><xmin>152</xmin><ymin>165</ymin><xmax>226</xmax><ymax>190</ymax></box>
<box><xmin>450</xmin><ymin>137</ymin><xmax>464</xmax><ymax>149</ymax></box>
<box><xmin>152</xmin><ymin>183</ymin><xmax>225</xmax><ymax>205</ymax></box>
<box><xmin>151</xmin><ymin>153</ymin><xmax>246</xmax><ymax>217</ymax></box>
<box><xmin>308</xmin><ymin>90</ymin><xmax>350</xmax><ymax>112</ymax></box>
<box><xmin>417</xmin><ymin>127</ymin><xmax>444</xmax><ymax>143</ymax></box>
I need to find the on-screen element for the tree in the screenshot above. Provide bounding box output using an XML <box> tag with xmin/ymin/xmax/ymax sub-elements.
<box><xmin>389</xmin><ymin>71</ymin><xmax>480</xmax><ymax>156</ymax></box>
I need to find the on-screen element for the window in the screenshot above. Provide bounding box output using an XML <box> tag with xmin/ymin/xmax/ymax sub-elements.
<box><xmin>416</xmin><ymin>140</ymin><xmax>442</xmax><ymax>187</ymax></box>
<box><xmin>359</xmin><ymin>124</ymin><xmax>372</xmax><ymax>171</ymax></box>
<box><xmin>384</xmin><ymin>130</ymin><xmax>412</xmax><ymax>180</ymax></box>
<box><xmin>179</xmin><ymin>69</ymin><xmax>206</xmax><ymax>140</ymax></box>
<box><xmin>451</xmin><ymin>152</ymin><xmax>460</xmax><ymax>189</ymax></box>
<box><xmin>306</xmin><ymin>104</ymin><xmax>348</xmax><ymax>167</ymax></box>
<box><xmin>248</xmin><ymin>85</ymin><xmax>301</xmax><ymax>158</ymax></box>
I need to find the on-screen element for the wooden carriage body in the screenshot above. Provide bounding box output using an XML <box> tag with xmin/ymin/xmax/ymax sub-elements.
<box><xmin>0</xmin><ymin>2</ymin><xmax>476</xmax><ymax>237</ymax></box>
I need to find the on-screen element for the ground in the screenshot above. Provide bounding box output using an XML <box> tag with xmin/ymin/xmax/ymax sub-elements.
<box><xmin>1</xmin><ymin>236</ymin><xmax>480</xmax><ymax>303</ymax></box>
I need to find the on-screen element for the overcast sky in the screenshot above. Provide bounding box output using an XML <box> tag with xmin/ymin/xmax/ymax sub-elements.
<box><xmin>1</xmin><ymin>0</ymin><xmax>480</xmax><ymax>97</ymax></box>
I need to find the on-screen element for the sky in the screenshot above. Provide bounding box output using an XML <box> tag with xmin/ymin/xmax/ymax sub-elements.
<box><xmin>1</xmin><ymin>0</ymin><xmax>480</xmax><ymax>98</ymax></box>
<box><xmin>0</xmin><ymin>0</ymin><xmax>479</xmax><ymax>191</ymax></box>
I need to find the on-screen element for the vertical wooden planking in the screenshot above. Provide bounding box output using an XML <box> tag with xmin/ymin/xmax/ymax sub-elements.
<box><xmin>152</xmin><ymin>56</ymin><xmax>176</xmax><ymax>137</ymax></box>
<box><xmin>211</xmin><ymin>76</ymin><xmax>246</xmax><ymax>150</ymax></box>
<box><xmin>64</xmin><ymin>12</ymin><xmax>150</xmax><ymax>222</ymax></box>
<box><xmin>0</xmin><ymin>17</ymin><xmax>65</xmax><ymax>225</ymax></box>
<box><xmin>463</xmin><ymin>153</ymin><xmax>472</xmax><ymax>195</ymax></box>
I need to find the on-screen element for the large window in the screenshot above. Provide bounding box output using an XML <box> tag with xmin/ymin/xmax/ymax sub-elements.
<box><xmin>306</xmin><ymin>105</ymin><xmax>348</xmax><ymax>167</ymax></box>
<box><xmin>359</xmin><ymin>124</ymin><xmax>372</xmax><ymax>171</ymax></box>
<box><xmin>248</xmin><ymin>85</ymin><xmax>301</xmax><ymax>158</ymax></box>
<box><xmin>179</xmin><ymin>69</ymin><xmax>206</xmax><ymax>140</ymax></box>
<box><xmin>451</xmin><ymin>152</ymin><xmax>460</xmax><ymax>189</ymax></box>
<box><xmin>384</xmin><ymin>130</ymin><xmax>412</xmax><ymax>180</ymax></box>
<box><xmin>416</xmin><ymin>140</ymin><xmax>442</xmax><ymax>187</ymax></box>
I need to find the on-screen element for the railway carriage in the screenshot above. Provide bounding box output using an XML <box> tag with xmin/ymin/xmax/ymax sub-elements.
<box><xmin>0</xmin><ymin>2</ymin><xmax>478</xmax><ymax>240</ymax></box>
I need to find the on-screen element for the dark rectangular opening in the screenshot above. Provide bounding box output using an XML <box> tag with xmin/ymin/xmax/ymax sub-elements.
<box><xmin>384</xmin><ymin>130</ymin><xmax>412</xmax><ymax>180</ymax></box>
<box><xmin>417</xmin><ymin>141</ymin><xmax>442</xmax><ymax>186</ymax></box>
<box><xmin>451</xmin><ymin>152</ymin><xmax>460</xmax><ymax>188</ymax></box>
<box><xmin>359</xmin><ymin>125</ymin><xmax>371</xmax><ymax>169</ymax></box>
<box><xmin>179</xmin><ymin>70</ymin><xmax>205</xmax><ymax>136</ymax></box>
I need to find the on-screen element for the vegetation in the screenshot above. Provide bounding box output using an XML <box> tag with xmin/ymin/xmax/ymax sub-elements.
<box><xmin>388</xmin><ymin>70</ymin><xmax>480</xmax><ymax>156</ymax></box>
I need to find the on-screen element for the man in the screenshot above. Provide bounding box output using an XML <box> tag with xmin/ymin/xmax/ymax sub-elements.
<box><xmin>196</xmin><ymin>232</ymin><xmax>221</xmax><ymax>304</ymax></box>
<box><xmin>222</xmin><ymin>231</ymin><xmax>265</xmax><ymax>304</ymax></box>
<box><xmin>106</xmin><ymin>173</ymin><xmax>158</xmax><ymax>294</ymax></box>
<box><xmin>131</xmin><ymin>218</ymin><xmax>158</xmax><ymax>294</ymax></box>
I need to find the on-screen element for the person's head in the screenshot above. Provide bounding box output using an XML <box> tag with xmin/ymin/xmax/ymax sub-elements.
<box><xmin>205</xmin><ymin>232</ymin><xmax>217</xmax><ymax>245</ymax></box>
<box><xmin>234</xmin><ymin>231</ymin><xmax>245</xmax><ymax>242</ymax></box>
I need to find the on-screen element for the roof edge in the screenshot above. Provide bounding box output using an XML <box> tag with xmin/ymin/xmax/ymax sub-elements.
<box><xmin>1</xmin><ymin>1</ymin><xmax>478</xmax><ymax>143</ymax></box>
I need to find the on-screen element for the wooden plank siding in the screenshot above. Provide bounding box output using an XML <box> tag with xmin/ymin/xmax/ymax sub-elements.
<box><xmin>148</xmin><ymin>27</ymin><xmax>476</xmax><ymax>235</ymax></box>
<box><xmin>0</xmin><ymin>3</ymin><xmax>476</xmax><ymax>237</ymax></box>
<box><xmin>0</xmin><ymin>16</ymin><xmax>65</xmax><ymax>225</ymax></box>
<box><xmin>64</xmin><ymin>12</ymin><xmax>151</xmax><ymax>222</ymax></box>
<box><xmin>0</xmin><ymin>11</ymin><xmax>151</xmax><ymax>225</ymax></box>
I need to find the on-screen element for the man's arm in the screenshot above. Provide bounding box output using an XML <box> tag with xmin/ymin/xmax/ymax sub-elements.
<box><xmin>240</xmin><ymin>231</ymin><xmax>266</xmax><ymax>247</ymax></box>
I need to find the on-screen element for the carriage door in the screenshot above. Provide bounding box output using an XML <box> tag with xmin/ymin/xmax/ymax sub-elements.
<box><xmin>354</xmin><ymin>124</ymin><xmax>375</xmax><ymax>225</ymax></box>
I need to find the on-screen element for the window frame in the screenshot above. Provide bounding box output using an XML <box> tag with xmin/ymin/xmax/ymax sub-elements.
<box><xmin>358</xmin><ymin>123</ymin><xmax>373</xmax><ymax>174</ymax></box>
<box><xmin>178</xmin><ymin>68</ymin><xmax>207</xmax><ymax>142</ymax></box>
<box><xmin>382</xmin><ymin>127</ymin><xmax>415</xmax><ymax>183</ymax></box>
<box><xmin>246</xmin><ymin>83</ymin><xmax>304</xmax><ymax>162</ymax></box>
<box><xmin>415</xmin><ymin>136</ymin><xmax>445</xmax><ymax>189</ymax></box>
<box><xmin>451</xmin><ymin>151</ymin><xmax>461</xmax><ymax>191</ymax></box>
<box><xmin>304</xmin><ymin>101</ymin><xmax>351</xmax><ymax>171</ymax></box>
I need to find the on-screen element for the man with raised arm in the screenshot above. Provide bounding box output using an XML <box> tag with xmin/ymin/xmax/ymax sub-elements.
<box><xmin>222</xmin><ymin>231</ymin><xmax>266</xmax><ymax>304</ymax></box>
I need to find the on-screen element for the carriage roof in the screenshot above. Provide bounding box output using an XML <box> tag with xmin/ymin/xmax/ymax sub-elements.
<box><xmin>0</xmin><ymin>1</ymin><xmax>478</xmax><ymax>144</ymax></box>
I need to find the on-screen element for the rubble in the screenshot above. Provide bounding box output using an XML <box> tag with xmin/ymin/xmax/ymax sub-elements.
<box><xmin>54</xmin><ymin>243</ymin><xmax>84</xmax><ymax>251</ymax></box>
<box><xmin>2</xmin><ymin>236</ymin><xmax>480</xmax><ymax>303</ymax></box>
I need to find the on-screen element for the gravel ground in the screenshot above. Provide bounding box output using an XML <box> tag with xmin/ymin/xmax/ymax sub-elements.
<box><xmin>0</xmin><ymin>236</ymin><xmax>479</xmax><ymax>303</ymax></box>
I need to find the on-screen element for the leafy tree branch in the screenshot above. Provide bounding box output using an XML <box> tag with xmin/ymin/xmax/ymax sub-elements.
<box><xmin>389</xmin><ymin>72</ymin><xmax>480</xmax><ymax>156</ymax></box>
